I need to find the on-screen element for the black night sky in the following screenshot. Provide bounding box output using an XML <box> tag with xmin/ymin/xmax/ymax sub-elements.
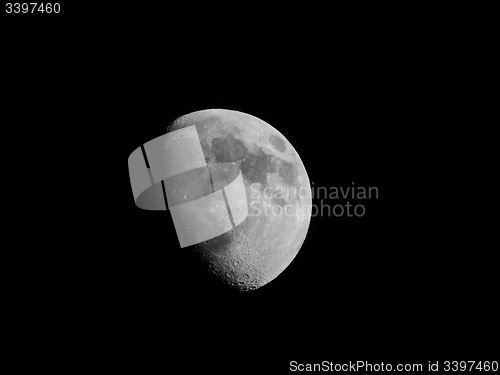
<box><xmin>3</xmin><ymin>3</ymin><xmax>497</xmax><ymax>372</ymax></box>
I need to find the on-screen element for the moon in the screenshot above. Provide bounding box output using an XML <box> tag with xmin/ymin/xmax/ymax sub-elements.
<box><xmin>168</xmin><ymin>109</ymin><xmax>312</xmax><ymax>291</ymax></box>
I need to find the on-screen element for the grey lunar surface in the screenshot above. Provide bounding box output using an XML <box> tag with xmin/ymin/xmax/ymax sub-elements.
<box><xmin>168</xmin><ymin>109</ymin><xmax>312</xmax><ymax>291</ymax></box>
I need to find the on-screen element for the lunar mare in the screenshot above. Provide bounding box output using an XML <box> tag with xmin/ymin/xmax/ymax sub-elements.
<box><xmin>168</xmin><ymin>109</ymin><xmax>312</xmax><ymax>291</ymax></box>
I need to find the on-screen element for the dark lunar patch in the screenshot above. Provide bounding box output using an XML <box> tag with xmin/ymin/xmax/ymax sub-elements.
<box><xmin>211</xmin><ymin>133</ymin><xmax>276</xmax><ymax>186</ymax></box>
<box><xmin>269</xmin><ymin>134</ymin><xmax>286</xmax><ymax>152</ymax></box>
<box><xmin>240</xmin><ymin>148</ymin><xmax>274</xmax><ymax>186</ymax></box>
<box><xmin>278</xmin><ymin>159</ymin><xmax>298</xmax><ymax>187</ymax></box>
<box><xmin>209</xmin><ymin>162</ymin><xmax>239</xmax><ymax>191</ymax></box>
<box><xmin>211</xmin><ymin>133</ymin><xmax>247</xmax><ymax>162</ymax></box>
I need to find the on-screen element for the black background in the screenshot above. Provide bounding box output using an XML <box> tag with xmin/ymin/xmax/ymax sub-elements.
<box><xmin>3</xmin><ymin>2</ymin><xmax>497</xmax><ymax>371</ymax></box>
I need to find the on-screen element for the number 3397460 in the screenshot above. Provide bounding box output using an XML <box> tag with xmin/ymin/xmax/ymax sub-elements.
<box><xmin>5</xmin><ymin>3</ymin><xmax>60</xmax><ymax>13</ymax></box>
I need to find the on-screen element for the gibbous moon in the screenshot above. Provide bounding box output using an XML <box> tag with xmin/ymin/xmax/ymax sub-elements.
<box><xmin>168</xmin><ymin>109</ymin><xmax>312</xmax><ymax>291</ymax></box>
